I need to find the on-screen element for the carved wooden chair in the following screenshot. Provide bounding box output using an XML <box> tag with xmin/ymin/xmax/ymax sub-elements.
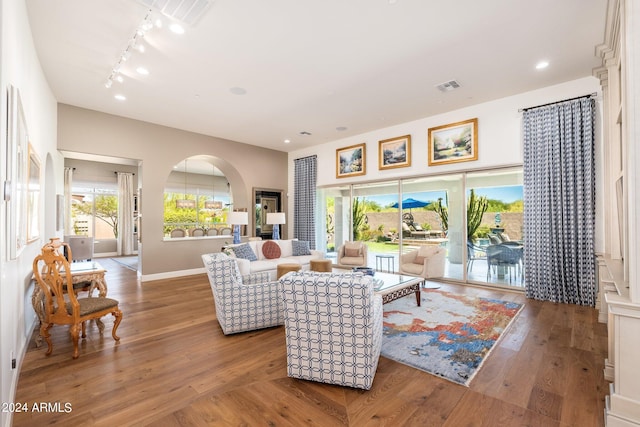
<box><xmin>32</xmin><ymin>242</ymin><xmax>123</xmax><ymax>358</ymax></box>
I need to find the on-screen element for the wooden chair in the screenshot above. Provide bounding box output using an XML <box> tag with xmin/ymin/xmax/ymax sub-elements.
<box><xmin>189</xmin><ymin>227</ymin><xmax>205</xmax><ymax>237</ymax></box>
<box><xmin>32</xmin><ymin>242</ymin><xmax>123</xmax><ymax>359</ymax></box>
<box><xmin>170</xmin><ymin>228</ymin><xmax>186</xmax><ymax>238</ymax></box>
<box><xmin>206</xmin><ymin>228</ymin><xmax>219</xmax><ymax>236</ymax></box>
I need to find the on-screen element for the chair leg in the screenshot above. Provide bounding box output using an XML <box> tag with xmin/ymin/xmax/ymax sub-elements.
<box><xmin>81</xmin><ymin>320</ymin><xmax>87</xmax><ymax>338</ymax></box>
<box><xmin>70</xmin><ymin>323</ymin><xmax>80</xmax><ymax>359</ymax></box>
<box><xmin>111</xmin><ymin>308</ymin><xmax>123</xmax><ymax>341</ymax></box>
<box><xmin>41</xmin><ymin>323</ymin><xmax>54</xmax><ymax>356</ymax></box>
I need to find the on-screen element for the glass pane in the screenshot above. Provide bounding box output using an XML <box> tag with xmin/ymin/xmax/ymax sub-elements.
<box><xmin>466</xmin><ymin>168</ymin><xmax>524</xmax><ymax>288</ymax></box>
<box><xmin>402</xmin><ymin>175</ymin><xmax>463</xmax><ymax>281</ymax></box>
<box><xmin>71</xmin><ymin>191</ymin><xmax>118</xmax><ymax>239</ymax></box>
<box><xmin>353</xmin><ymin>181</ymin><xmax>401</xmax><ymax>272</ymax></box>
<box><xmin>320</xmin><ymin>185</ymin><xmax>350</xmax><ymax>261</ymax></box>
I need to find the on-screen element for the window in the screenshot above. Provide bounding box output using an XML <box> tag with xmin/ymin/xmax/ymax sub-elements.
<box><xmin>71</xmin><ymin>185</ymin><xmax>118</xmax><ymax>239</ymax></box>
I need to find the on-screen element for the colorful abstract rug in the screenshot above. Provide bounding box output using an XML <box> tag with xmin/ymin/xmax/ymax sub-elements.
<box><xmin>381</xmin><ymin>289</ymin><xmax>523</xmax><ymax>386</ymax></box>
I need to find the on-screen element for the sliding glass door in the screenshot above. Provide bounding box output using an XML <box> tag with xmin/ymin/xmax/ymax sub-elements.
<box><xmin>317</xmin><ymin>166</ymin><xmax>524</xmax><ymax>289</ymax></box>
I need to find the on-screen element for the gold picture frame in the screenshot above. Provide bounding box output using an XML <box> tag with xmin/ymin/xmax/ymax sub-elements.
<box><xmin>336</xmin><ymin>143</ymin><xmax>366</xmax><ymax>178</ymax></box>
<box><xmin>428</xmin><ymin>118</ymin><xmax>478</xmax><ymax>166</ymax></box>
<box><xmin>379</xmin><ymin>135</ymin><xmax>411</xmax><ymax>170</ymax></box>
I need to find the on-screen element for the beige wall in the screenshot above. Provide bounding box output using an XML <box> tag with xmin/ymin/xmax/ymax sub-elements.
<box><xmin>57</xmin><ymin>104</ymin><xmax>288</xmax><ymax>278</ymax></box>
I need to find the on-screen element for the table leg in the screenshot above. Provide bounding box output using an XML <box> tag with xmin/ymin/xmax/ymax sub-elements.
<box><xmin>415</xmin><ymin>288</ymin><xmax>421</xmax><ymax>306</ymax></box>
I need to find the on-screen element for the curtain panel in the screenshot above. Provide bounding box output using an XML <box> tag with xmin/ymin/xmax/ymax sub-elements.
<box><xmin>522</xmin><ymin>97</ymin><xmax>596</xmax><ymax>306</ymax></box>
<box><xmin>294</xmin><ymin>156</ymin><xmax>317</xmax><ymax>249</ymax></box>
<box><xmin>117</xmin><ymin>173</ymin><xmax>134</xmax><ymax>256</ymax></box>
<box><xmin>63</xmin><ymin>168</ymin><xmax>73</xmax><ymax>235</ymax></box>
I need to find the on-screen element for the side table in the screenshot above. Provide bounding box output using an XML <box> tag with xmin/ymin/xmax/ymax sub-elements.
<box><xmin>375</xmin><ymin>254</ymin><xmax>395</xmax><ymax>273</ymax></box>
<box><xmin>310</xmin><ymin>259</ymin><xmax>332</xmax><ymax>272</ymax></box>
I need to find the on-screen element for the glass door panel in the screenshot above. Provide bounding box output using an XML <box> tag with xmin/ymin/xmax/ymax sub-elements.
<box><xmin>466</xmin><ymin>168</ymin><xmax>524</xmax><ymax>288</ymax></box>
<box><xmin>352</xmin><ymin>181</ymin><xmax>401</xmax><ymax>272</ymax></box>
<box><xmin>401</xmin><ymin>175</ymin><xmax>464</xmax><ymax>281</ymax></box>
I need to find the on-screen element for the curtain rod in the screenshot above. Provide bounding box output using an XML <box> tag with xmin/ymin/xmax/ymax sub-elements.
<box><xmin>114</xmin><ymin>171</ymin><xmax>136</xmax><ymax>175</ymax></box>
<box><xmin>294</xmin><ymin>154</ymin><xmax>317</xmax><ymax>161</ymax></box>
<box><xmin>518</xmin><ymin>92</ymin><xmax>597</xmax><ymax>113</ymax></box>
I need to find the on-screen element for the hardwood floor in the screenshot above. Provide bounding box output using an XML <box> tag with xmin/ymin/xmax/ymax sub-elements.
<box><xmin>13</xmin><ymin>258</ymin><xmax>609</xmax><ymax>426</ymax></box>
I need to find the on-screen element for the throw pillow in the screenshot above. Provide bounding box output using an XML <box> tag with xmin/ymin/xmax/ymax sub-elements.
<box><xmin>345</xmin><ymin>248</ymin><xmax>360</xmax><ymax>257</ymax></box>
<box><xmin>292</xmin><ymin>240</ymin><xmax>311</xmax><ymax>256</ymax></box>
<box><xmin>344</xmin><ymin>241</ymin><xmax>362</xmax><ymax>257</ymax></box>
<box><xmin>232</xmin><ymin>243</ymin><xmax>257</xmax><ymax>261</ymax></box>
<box><xmin>262</xmin><ymin>240</ymin><xmax>281</xmax><ymax>259</ymax></box>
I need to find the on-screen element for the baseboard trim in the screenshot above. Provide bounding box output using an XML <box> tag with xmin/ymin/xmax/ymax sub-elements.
<box><xmin>140</xmin><ymin>267</ymin><xmax>205</xmax><ymax>282</ymax></box>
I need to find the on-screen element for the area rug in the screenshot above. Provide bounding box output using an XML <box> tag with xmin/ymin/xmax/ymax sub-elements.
<box><xmin>381</xmin><ymin>289</ymin><xmax>523</xmax><ymax>386</ymax></box>
<box><xmin>111</xmin><ymin>256</ymin><xmax>138</xmax><ymax>271</ymax></box>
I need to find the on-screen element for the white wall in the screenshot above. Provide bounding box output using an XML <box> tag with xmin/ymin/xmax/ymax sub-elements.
<box><xmin>0</xmin><ymin>1</ymin><xmax>61</xmax><ymax>426</ymax></box>
<box><xmin>287</xmin><ymin>76</ymin><xmax>604</xmax><ymax>252</ymax></box>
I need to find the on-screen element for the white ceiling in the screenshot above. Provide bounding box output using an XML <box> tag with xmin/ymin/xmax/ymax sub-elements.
<box><xmin>26</xmin><ymin>0</ymin><xmax>607</xmax><ymax>153</ymax></box>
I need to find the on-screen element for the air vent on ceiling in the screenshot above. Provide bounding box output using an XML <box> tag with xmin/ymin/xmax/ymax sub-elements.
<box><xmin>136</xmin><ymin>0</ymin><xmax>213</xmax><ymax>26</ymax></box>
<box><xmin>436</xmin><ymin>80</ymin><xmax>461</xmax><ymax>92</ymax></box>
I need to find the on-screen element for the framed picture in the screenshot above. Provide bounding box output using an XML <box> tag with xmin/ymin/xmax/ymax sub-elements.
<box><xmin>27</xmin><ymin>144</ymin><xmax>41</xmax><ymax>242</ymax></box>
<box><xmin>379</xmin><ymin>135</ymin><xmax>411</xmax><ymax>170</ymax></box>
<box><xmin>336</xmin><ymin>143</ymin><xmax>366</xmax><ymax>178</ymax></box>
<box><xmin>428</xmin><ymin>118</ymin><xmax>478</xmax><ymax>166</ymax></box>
<box><xmin>6</xmin><ymin>85</ymin><xmax>29</xmax><ymax>258</ymax></box>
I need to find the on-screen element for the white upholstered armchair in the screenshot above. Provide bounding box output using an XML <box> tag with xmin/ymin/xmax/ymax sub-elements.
<box><xmin>336</xmin><ymin>241</ymin><xmax>368</xmax><ymax>268</ymax></box>
<box><xmin>279</xmin><ymin>271</ymin><xmax>383</xmax><ymax>390</ymax></box>
<box><xmin>201</xmin><ymin>252</ymin><xmax>283</xmax><ymax>335</ymax></box>
<box><xmin>399</xmin><ymin>245</ymin><xmax>446</xmax><ymax>279</ymax></box>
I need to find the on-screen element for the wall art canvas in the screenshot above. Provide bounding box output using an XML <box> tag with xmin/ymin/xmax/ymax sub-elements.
<box><xmin>336</xmin><ymin>143</ymin><xmax>366</xmax><ymax>178</ymax></box>
<box><xmin>428</xmin><ymin>118</ymin><xmax>478</xmax><ymax>166</ymax></box>
<box><xmin>379</xmin><ymin>135</ymin><xmax>411</xmax><ymax>170</ymax></box>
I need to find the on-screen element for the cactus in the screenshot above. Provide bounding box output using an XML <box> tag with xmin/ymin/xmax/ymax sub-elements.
<box><xmin>352</xmin><ymin>197</ymin><xmax>368</xmax><ymax>240</ymax></box>
<box><xmin>467</xmin><ymin>189</ymin><xmax>488</xmax><ymax>241</ymax></box>
<box><xmin>434</xmin><ymin>197</ymin><xmax>449</xmax><ymax>233</ymax></box>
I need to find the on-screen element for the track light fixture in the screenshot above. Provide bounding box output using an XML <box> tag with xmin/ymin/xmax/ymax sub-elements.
<box><xmin>104</xmin><ymin>9</ymin><xmax>154</xmax><ymax>89</ymax></box>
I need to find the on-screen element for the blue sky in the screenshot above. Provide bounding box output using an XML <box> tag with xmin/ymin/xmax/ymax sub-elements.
<box><xmin>361</xmin><ymin>185</ymin><xmax>523</xmax><ymax>208</ymax></box>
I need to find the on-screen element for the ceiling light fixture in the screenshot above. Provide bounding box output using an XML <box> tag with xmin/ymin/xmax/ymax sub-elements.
<box><xmin>169</xmin><ymin>23</ymin><xmax>185</xmax><ymax>34</ymax></box>
<box><xmin>104</xmin><ymin>9</ymin><xmax>154</xmax><ymax>89</ymax></box>
<box><xmin>114</xmin><ymin>94</ymin><xmax>127</xmax><ymax>101</ymax></box>
<box><xmin>536</xmin><ymin>61</ymin><xmax>549</xmax><ymax>70</ymax></box>
<box><xmin>136</xmin><ymin>67</ymin><xmax>150</xmax><ymax>75</ymax></box>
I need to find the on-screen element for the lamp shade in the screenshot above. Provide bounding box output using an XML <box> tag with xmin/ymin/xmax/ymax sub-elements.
<box><xmin>266</xmin><ymin>212</ymin><xmax>286</xmax><ymax>225</ymax></box>
<box><xmin>227</xmin><ymin>211</ymin><xmax>249</xmax><ymax>225</ymax></box>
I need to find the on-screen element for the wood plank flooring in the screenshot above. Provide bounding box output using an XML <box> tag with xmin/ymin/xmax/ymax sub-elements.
<box><xmin>13</xmin><ymin>258</ymin><xmax>609</xmax><ymax>426</ymax></box>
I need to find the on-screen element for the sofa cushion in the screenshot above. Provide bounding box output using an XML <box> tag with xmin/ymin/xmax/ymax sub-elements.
<box><xmin>262</xmin><ymin>240</ymin><xmax>281</xmax><ymax>259</ymax></box>
<box><xmin>232</xmin><ymin>243</ymin><xmax>257</xmax><ymax>261</ymax></box>
<box><xmin>278</xmin><ymin>240</ymin><xmax>293</xmax><ymax>257</ymax></box>
<box><xmin>292</xmin><ymin>240</ymin><xmax>311</xmax><ymax>256</ymax></box>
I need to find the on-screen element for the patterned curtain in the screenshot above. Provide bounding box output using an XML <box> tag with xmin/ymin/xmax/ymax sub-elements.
<box><xmin>294</xmin><ymin>156</ymin><xmax>317</xmax><ymax>249</ymax></box>
<box><xmin>117</xmin><ymin>172</ymin><xmax>134</xmax><ymax>256</ymax></box>
<box><xmin>523</xmin><ymin>97</ymin><xmax>596</xmax><ymax>306</ymax></box>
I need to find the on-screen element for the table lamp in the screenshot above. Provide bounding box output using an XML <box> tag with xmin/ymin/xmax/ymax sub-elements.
<box><xmin>266</xmin><ymin>212</ymin><xmax>285</xmax><ymax>240</ymax></box>
<box><xmin>228</xmin><ymin>211</ymin><xmax>249</xmax><ymax>244</ymax></box>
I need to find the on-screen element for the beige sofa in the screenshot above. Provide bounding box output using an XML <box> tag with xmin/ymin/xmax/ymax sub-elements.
<box><xmin>224</xmin><ymin>239</ymin><xmax>323</xmax><ymax>280</ymax></box>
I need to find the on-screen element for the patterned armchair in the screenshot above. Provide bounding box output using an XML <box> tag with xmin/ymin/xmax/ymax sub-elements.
<box><xmin>279</xmin><ymin>271</ymin><xmax>383</xmax><ymax>390</ymax></box>
<box><xmin>201</xmin><ymin>253</ymin><xmax>283</xmax><ymax>335</ymax></box>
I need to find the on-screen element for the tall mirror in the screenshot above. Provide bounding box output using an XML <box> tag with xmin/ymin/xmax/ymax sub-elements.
<box><xmin>253</xmin><ymin>188</ymin><xmax>283</xmax><ymax>240</ymax></box>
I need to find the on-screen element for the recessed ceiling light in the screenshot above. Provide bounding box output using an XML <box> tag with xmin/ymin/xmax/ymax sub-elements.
<box><xmin>229</xmin><ymin>87</ymin><xmax>247</xmax><ymax>95</ymax></box>
<box><xmin>536</xmin><ymin>61</ymin><xmax>549</xmax><ymax>70</ymax></box>
<box><xmin>336</xmin><ymin>126</ymin><xmax>348</xmax><ymax>131</ymax></box>
<box><xmin>299</xmin><ymin>131</ymin><xmax>312</xmax><ymax>136</ymax></box>
<box><xmin>136</xmin><ymin>67</ymin><xmax>149</xmax><ymax>75</ymax></box>
<box><xmin>284</xmin><ymin>139</ymin><xmax>291</xmax><ymax>144</ymax></box>
<box><xmin>169</xmin><ymin>23</ymin><xmax>185</xmax><ymax>34</ymax></box>
<box><xmin>114</xmin><ymin>94</ymin><xmax>126</xmax><ymax>101</ymax></box>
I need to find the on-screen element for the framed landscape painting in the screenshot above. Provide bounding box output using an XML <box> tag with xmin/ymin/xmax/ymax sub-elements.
<box><xmin>428</xmin><ymin>118</ymin><xmax>478</xmax><ymax>166</ymax></box>
<box><xmin>336</xmin><ymin>143</ymin><xmax>366</xmax><ymax>178</ymax></box>
<box><xmin>379</xmin><ymin>135</ymin><xmax>411</xmax><ymax>170</ymax></box>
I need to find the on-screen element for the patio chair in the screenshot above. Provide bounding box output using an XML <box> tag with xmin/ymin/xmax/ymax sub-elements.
<box><xmin>467</xmin><ymin>240</ymin><xmax>486</xmax><ymax>272</ymax></box>
<box><xmin>486</xmin><ymin>244</ymin><xmax>523</xmax><ymax>283</ymax></box>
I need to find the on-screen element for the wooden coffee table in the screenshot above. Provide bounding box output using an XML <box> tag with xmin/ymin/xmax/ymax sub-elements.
<box><xmin>371</xmin><ymin>272</ymin><xmax>422</xmax><ymax>306</ymax></box>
